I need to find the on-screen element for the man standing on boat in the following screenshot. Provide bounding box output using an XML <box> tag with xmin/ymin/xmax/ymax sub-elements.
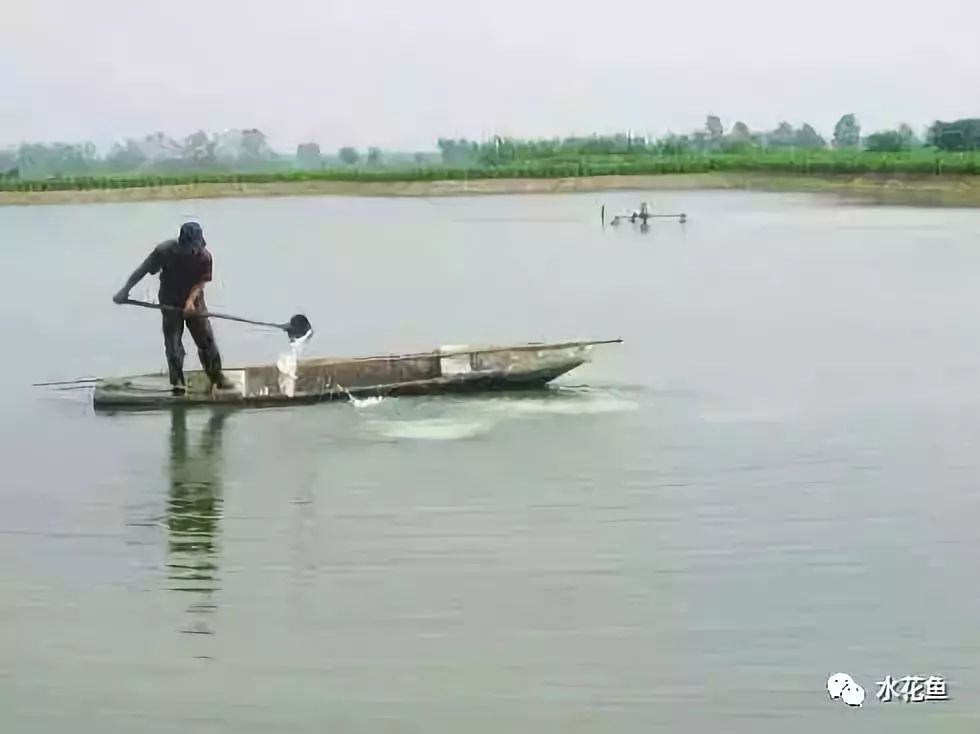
<box><xmin>112</xmin><ymin>222</ymin><xmax>234</xmax><ymax>395</ymax></box>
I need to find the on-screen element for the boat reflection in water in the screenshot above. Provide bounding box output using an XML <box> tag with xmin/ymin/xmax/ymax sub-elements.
<box><xmin>166</xmin><ymin>408</ymin><xmax>230</xmax><ymax>637</ymax></box>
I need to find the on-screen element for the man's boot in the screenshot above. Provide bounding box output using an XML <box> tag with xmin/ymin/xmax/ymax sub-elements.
<box><xmin>168</xmin><ymin>359</ymin><xmax>186</xmax><ymax>396</ymax></box>
<box><xmin>201</xmin><ymin>349</ymin><xmax>236</xmax><ymax>392</ymax></box>
<box><xmin>170</xmin><ymin>375</ymin><xmax>186</xmax><ymax>396</ymax></box>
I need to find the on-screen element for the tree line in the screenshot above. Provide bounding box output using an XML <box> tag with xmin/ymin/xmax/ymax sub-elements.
<box><xmin>0</xmin><ymin>127</ymin><xmax>449</xmax><ymax>180</ymax></box>
<box><xmin>2</xmin><ymin>115</ymin><xmax>979</xmax><ymax>180</ymax></box>
<box><xmin>437</xmin><ymin>115</ymin><xmax>980</xmax><ymax>166</ymax></box>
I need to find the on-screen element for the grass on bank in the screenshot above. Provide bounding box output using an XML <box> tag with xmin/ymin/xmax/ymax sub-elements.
<box><xmin>2</xmin><ymin>151</ymin><xmax>980</xmax><ymax>192</ymax></box>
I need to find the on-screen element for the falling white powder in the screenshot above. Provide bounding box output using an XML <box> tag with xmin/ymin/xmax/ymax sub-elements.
<box><xmin>276</xmin><ymin>331</ymin><xmax>313</xmax><ymax>398</ymax></box>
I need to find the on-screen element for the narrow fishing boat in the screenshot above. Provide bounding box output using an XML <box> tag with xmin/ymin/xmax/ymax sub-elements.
<box><xmin>90</xmin><ymin>338</ymin><xmax>623</xmax><ymax>412</ymax></box>
<box><xmin>602</xmin><ymin>202</ymin><xmax>687</xmax><ymax>227</ymax></box>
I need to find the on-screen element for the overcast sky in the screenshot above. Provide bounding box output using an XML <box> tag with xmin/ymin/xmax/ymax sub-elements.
<box><xmin>3</xmin><ymin>0</ymin><xmax>978</xmax><ymax>151</ymax></box>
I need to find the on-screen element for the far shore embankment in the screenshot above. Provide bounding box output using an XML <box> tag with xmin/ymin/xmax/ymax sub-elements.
<box><xmin>3</xmin><ymin>172</ymin><xmax>980</xmax><ymax>207</ymax></box>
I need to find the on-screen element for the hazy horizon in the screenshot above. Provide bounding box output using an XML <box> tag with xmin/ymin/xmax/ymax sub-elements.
<box><xmin>4</xmin><ymin>0</ymin><xmax>979</xmax><ymax>151</ymax></box>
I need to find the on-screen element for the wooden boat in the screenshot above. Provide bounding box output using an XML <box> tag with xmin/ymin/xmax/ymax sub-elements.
<box><xmin>602</xmin><ymin>202</ymin><xmax>687</xmax><ymax>226</ymax></box>
<box><xmin>91</xmin><ymin>338</ymin><xmax>623</xmax><ymax>411</ymax></box>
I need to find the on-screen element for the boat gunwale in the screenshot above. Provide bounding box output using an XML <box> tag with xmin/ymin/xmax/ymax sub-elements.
<box><xmin>94</xmin><ymin>337</ymin><xmax>623</xmax><ymax>382</ymax></box>
<box><xmin>297</xmin><ymin>337</ymin><xmax>622</xmax><ymax>367</ymax></box>
<box><xmin>91</xmin><ymin>362</ymin><xmax>587</xmax><ymax>411</ymax></box>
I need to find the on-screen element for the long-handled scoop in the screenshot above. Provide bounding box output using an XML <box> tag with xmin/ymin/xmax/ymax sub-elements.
<box><xmin>123</xmin><ymin>299</ymin><xmax>313</xmax><ymax>341</ymax></box>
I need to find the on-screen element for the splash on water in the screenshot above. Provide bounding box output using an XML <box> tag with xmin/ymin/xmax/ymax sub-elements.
<box><xmin>351</xmin><ymin>396</ymin><xmax>385</xmax><ymax>408</ymax></box>
<box><xmin>332</xmin><ymin>382</ymin><xmax>385</xmax><ymax>409</ymax></box>
<box><xmin>347</xmin><ymin>391</ymin><xmax>385</xmax><ymax>409</ymax></box>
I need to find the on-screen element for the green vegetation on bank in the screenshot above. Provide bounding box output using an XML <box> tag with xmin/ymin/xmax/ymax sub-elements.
<box><xmin>3</xmin><ymin>114</ymin><xmax>980</xmax><ymax>193</ymax></box>
<box><xmin>2</xmin><ymin>150</ymin><xmax>979</xmax><ymax>193</ymax></box>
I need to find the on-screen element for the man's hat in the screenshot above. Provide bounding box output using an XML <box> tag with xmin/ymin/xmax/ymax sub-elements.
<box><xmin>178</xmin><ymin>221</ymin><xmax>206</xmax><ymax>248</ymax></box>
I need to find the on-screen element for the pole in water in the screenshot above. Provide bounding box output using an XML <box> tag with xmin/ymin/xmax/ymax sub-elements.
<box><xmin>601</xmin><ymin>205</ymin><xmax>605</xmax><ymax>228</ymax></box>
<box><xmin>32</xmin><ymin>376</ymin><xmax>101</xmax><ymax>387</ymax></box>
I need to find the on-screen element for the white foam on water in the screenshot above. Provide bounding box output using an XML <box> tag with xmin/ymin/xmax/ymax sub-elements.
<box><xmin>352</xmin><ymin>387</ymin><xmax>638</xmax><ymax>443</ymax></box>
<box><xmin>368</xmin><ymin>417</ymin><xmax>497</xmax><ymax>441</ymax></box>
<box><xmin>359</xmin><ymin>392</ymin><xmax>638</xmax><ymax>442</ymax></box>
<box><xmin>350</xmin><ymin>395</ymin><xmax>385</xmax><ymax>409</ymax></box>
<box><xmin>487</xmin><ymin>395</ymin><xmax>640</xmax><ymax>416</ymax></box>
<box><xmin>471</xmin><ymin>387</ymin><xmax>639</xmax><ymax>417</ymax></box>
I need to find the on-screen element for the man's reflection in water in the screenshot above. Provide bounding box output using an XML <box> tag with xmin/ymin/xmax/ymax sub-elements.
<box><xmin>167</xmin><ymin>408</ymin><xmax>230</xmax><ymax>636</ymax></box>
